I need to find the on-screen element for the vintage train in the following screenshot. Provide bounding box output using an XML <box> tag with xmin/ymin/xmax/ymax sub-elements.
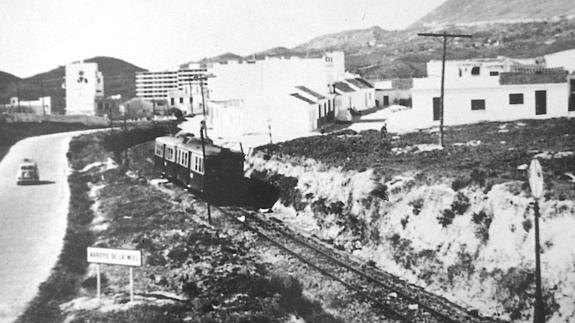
<box><xmin>154</xmin><ymin>133</ymin><xmax>278</xmax><ymax>209</ymax></box>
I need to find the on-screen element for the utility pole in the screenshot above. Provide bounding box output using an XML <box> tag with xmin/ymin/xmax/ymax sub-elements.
<box><xmin>40</xmin><ymin>82</ymin><xmax>46</xmax><ymax>117</ymax></box>
<box><xmin>200</xmin><ymin>78</ymin><xmax>207</xmax><ymax>138</ymax></box>
<box><xmin>200</xmin><ymin>120</ymin><xmax>211</xmax><ymax>224</ymax></box>
<box><xmin>418</xmin><ymin>32</ymin><xmax>472</xmax><ymax>147</ymax></box>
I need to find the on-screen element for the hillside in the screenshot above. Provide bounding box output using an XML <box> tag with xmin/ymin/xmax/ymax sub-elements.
<box><xmin>241</xmin><ymin>16</ymin><xmax>575</xmax><ymax>79</ymax></box>
<box><xmin>411</xmin><ymin>0</ymin><xmax>575</xmax><ymax>28</ymax></box>
<box><xmin>250</xmin><ymin>117</ymin><xmax>575</xmax><ymax>321</ymax></box>
<box><xmin>293</xmin><ymin>26</ymin><xmax>389</xmax><ymax>52</ymax></box>
<box><xmin>0</xmin><ymin>71</ymin><xmax>20</xmax><ymax>96</ymax></box>
<box><xmin>0</xmin><ymin>56</ymin><xmax>146</xmax><ymax>114</ymax></box>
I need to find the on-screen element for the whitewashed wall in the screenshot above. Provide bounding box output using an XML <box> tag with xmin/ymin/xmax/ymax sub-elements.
<box><xmin>411</xmin><ymin>82</ymin><xmax>571</xmax><ymax>127</ymax></box>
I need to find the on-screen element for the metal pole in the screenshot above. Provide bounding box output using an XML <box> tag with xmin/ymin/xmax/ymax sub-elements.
<box><xmin>439</xmin><ymin>35</ymin><xmax>447</xmax><ymax>147</ymax></box>
<box><xmin>124</xmin><ymin>114</ymin><xmax>128</xmax><ymax>167</ymax></box>
<box><xmin>129</xmin><ymin>267</ymin><xmax>134</xmax><ymax>303</ymax></box>
<box><xmin>96</xmin><ymin>264</ymin><xmax>101</xmax><ymax>299</ymax></box>
<box><xmin>533</xmin><ymin>200</ymin><xmax>545</xmax><ymax>323</ymax></box>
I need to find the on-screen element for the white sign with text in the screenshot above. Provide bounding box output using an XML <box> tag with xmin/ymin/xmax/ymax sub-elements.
<box><xmin>87</xmin><ymin>247</ymin><xmax>142</xmax><ymax>267</ymax></box>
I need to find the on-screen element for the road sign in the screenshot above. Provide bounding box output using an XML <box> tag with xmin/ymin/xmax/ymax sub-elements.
<box><xmin>528</xmin><ymin>158</ymin><xmax>544</xmax><ymax>199</ymax></box>
<box><xmin>87</xmin><ymin>247</ymin><xmax>142</xmax><ymax>267</ymax></box>
<box><xmin>87</xmin><ymin>247</ymin><xmax>142</xmax><ymax>302</ymax></box>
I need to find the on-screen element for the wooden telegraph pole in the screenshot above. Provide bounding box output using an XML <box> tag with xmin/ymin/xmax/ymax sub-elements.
<box><xmin>528</xmin><ymin>158</ymin><xmax>545</xmax><ymax>323</ymax></box>
<box><xmin>418</xmin><ymin>32</ymin><xmax>472</xmax><ymax>147</ymax></box>
<box><xmin>198</xmin><ymin>76</ymin><xmax>211</xmax><ymax>224</ymax></box>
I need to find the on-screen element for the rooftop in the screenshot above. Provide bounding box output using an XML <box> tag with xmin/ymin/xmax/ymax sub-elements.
<box><xmin>290</xmin><ymin>93</ymin><xmax>316</xmax><ymax>105</ymax></box>
<box><xmin>334</xmin><ymin>81</ymin><xmax>355</xmax><ymax>93</ymax></box>
<box><xmin>295</xmin><ymin>86</ymin><xmax>326</xmax><ymax>99</ymax></box>
<box><xmin>346</xmin><ymin>78</ymin><xmax>373</xmax><ymax>89</ymax></box>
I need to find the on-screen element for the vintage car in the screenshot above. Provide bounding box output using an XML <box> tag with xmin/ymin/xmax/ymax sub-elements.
<box><xmin>17</xmin><ymin>158</ymin><xmax>39</xmax><ymax>185</ymax></box>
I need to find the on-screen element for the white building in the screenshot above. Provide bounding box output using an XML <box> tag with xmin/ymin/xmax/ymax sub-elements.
<box><xmin>409</xmin><ymin>57</ymin><xmax>573</xmax><ymax>129</ymax></box>
<box><xmin>136</xmin><ymin>66</ymin><xmax>207</xmax><ymax>114</ymax></box>
<box><xmin>337</xmin><ymin>77</ymin><xmax>375</xmax><ymax>112</ymax></box>
<box><xmin>65</xmin><ymin>62</ymin><xmax>104</xmax><ymax>115</ymax></box>
<box><xmin>545</xmin><ymin>49</ymin><xmax>575</xmax><ymax>73</ymax></box>
<box><xmin>207</xmin><ymin>52</ymin><xmax>346</xmax><ymax>138</ymax></box>
<box><xmin>372</xmin><ymin>79</ymin><xmax>413</xmax><ymax>107</ymax></box>
<box><xmin>1</xmin><ymin>96</ymin><xmax>51</xmax><ymax>115</ymax></box>
<box><xmin>135</xmin><ymin>70</ymin><xmax>177</xmax><ymax>101</ymax></box>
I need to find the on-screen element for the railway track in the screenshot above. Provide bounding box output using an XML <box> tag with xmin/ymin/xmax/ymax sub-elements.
<box><xmin>215</xmin><ymin>205</ymin><xmax>503</xmax><ymax>323</ymax></box>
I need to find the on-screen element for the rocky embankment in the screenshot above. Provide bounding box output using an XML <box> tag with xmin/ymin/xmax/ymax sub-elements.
<box><xmin>247</xmin><ymin>151</ymin><xmax>575</xmax><ymax>322</ymax></box>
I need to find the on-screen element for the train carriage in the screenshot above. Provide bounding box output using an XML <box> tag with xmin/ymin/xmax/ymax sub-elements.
<box><xmin>154</xmin><ymin>134</ymin><xmax>245</xmax><ymax>198</ymax></box>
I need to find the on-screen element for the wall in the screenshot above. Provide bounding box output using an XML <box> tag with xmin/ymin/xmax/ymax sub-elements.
<box><xmin>5</xmin><ymin>114</ymin><xmax>109</xmax><ymax>125</ymax></box>
<box><xmin>209</xmin><ymin>57</ymin><xmax>329</xmax><ymax>101</ymax></box>
<box><xmin>545</xmin><ymin>49</ymin><xmax>575</xmax><ymax>73</ymax></box>
<box><xmin>411</xmin><ymin>82</ymin><xmax>572</xmax><ymax>127</ymax></box>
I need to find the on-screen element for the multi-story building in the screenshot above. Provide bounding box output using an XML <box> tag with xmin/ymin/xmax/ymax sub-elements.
<box><xmin>65</xmin><ymin>62</ymin><xmax>104</xmax><ymax>115</ymax></box>
<box><xmin>135</xmin><ymin>70</ymin><xmax>177</xmax><ymax>101</ymax></box>
<box><xmin>135</xmin><ymin>64</ymin><xmax>207</xmax><ymax>115</ymax></box>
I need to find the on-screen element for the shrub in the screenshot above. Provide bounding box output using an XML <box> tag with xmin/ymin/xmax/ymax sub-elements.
<box><xmin>452</xmin><ymin>176</ymin><xmax>472</xmax><ymax>191</ymax></box>
<box><xmin>370</xmin><ymin>183</ymin><xmax>388</xmax><ymax>200</ymax></box>
<box><xmin>437</xmin><ymin>209</ymin><xmax>455</xmax><ymax>227</ymax></box>
<box><xmin>451</xmin><ymin>192</ymin><xmax>470</xmax><ymax>215</ymax></box>
<box><xmin>522</xmin><ymin>219</ymin><xmax>532</xmax><ymax>233</ymax></box>
<box><xmin>270</xmin><ymin>272</ymin><xmax>303</xmax><ymax>300</ymax></box>
<box><xmin>472</xmin><ymin>210</ymin><xmax>493</xmax><ymax>243</ymax></box>
<box><xmin>401</xmin><ymin>216</ymin><xmax>409</xmax><ymax>229</ymax></box>
<box><xmin>408</xmin><ymin>198</ymin><xmax>424</xmax><ymax>215</ymax></box>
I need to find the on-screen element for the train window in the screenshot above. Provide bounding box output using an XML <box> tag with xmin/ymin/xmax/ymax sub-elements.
<box><xmin>180</xmin><ymin>151</ymin><xmax>189</xmax><ymax>167</ymax></box>
<box><xmin>155</xmin><ymin>143</ymin><xmax>163</xmax><ymax>157</ymax></box>
<box><xmin>166</xmin><ymin>147</ymin><xmax>174</xmax><ymax>161</ymax></box>
<box><xmin>198</xmin><ymin>157</ymin><xmax>204</xmax><ymax>173</ymax></box>
<box><xmin>192</xmin><ymin>155</ymin><xmax>204</xmax><ymax>173</ymax></box>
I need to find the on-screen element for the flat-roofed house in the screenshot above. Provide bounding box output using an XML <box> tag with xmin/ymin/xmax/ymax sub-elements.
<box><xmin>410</xmin><ymin>57</ymin><xmax>573</xmax><ymax>129</ymax></box>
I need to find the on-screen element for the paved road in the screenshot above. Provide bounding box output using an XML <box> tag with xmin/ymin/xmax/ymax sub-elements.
<box><xmin>0</xmin><ymin>131</ymin><xmax>93</xmax><ymax>322</ymax></box>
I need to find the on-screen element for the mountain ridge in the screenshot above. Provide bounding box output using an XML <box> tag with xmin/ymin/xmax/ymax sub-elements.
<box><xmin>410</xmin><ymin>0</ymin><xmax>575</xmax><ymax>28</ymax></box>
<box><xmin>0</xmin><ymin>56</ymin><xmax>145</xmax><ymax>113</ymax></box>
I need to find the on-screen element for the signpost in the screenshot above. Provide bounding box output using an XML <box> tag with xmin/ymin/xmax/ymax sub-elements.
<box><xmin>87</xmin><ymin>247</ymin><xmax>142</xmax><ymax>302</ymax></box>
<box><xmin>528</xmin><ymin>158</ymin><xmax>545</xmax><ymax>323</ymax></box>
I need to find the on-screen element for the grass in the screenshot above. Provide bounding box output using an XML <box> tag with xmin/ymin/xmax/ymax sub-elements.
<box><xmin>17</xmin><ymin>132</ymin><xmax>341</xmax><ymax>322</ymax></box>
<box><xmin>258</xmin><ymin>118</ymin><xmax>575</xmax><ymax>198</ymax></box>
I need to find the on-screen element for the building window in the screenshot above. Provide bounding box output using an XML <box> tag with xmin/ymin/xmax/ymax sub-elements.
<box><xmin>471</xmin><ymin>99</ymin><xmax>486</xmax><ymax>110</ymax></box>
<box><xmin>471</xmin><ymin>67</ymin><xmax>480</xmax><ymax>75</ymax></box>
<box><xmin>318</xmin><ymin>105</ymin><xmax>322</xmax><ymax>117</ymax></box>
<box><xmin>509</xmin><ymin>93</ymin><xmax>524</xmax><ymax>105</ymax></box>
<box><xmin>490</xmin><ymin>71</ymin><xmax>499</xmax><ymax>76</ymax></box>
<box><xmin>170</xmin><ymin>98</ymin><xmax>175</xmax><ymax>105</ymax></box>
<box><xmin>179</xmin><ymin>97</ymin><xmax>184</xmax><ymax>104</ymax></box>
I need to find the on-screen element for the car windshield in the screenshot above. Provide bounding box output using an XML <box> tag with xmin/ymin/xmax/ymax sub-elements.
<box><xmin>21</xmin><ymin>165</ymin><xmax>36</xmax><ymax>170</ymax></box>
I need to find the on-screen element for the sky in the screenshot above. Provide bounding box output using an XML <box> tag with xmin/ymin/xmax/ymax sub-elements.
<box><xmin>0</xmin><ymin>0</ymin><xmax>446</xmax><ymax>78</ymax></box>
